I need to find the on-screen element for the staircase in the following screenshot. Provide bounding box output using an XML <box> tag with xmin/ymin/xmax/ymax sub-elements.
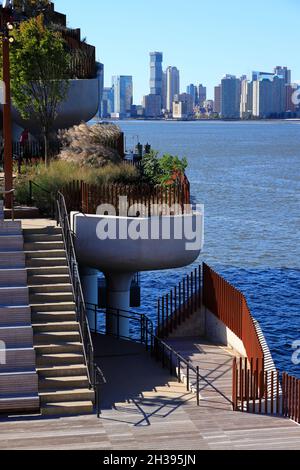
<box><xmin>0</xmin><ymin>201</ymin><xmax>39</xmax><ymax>414</ymax></box>
<box><xmin>24</xmin><ymin>225</ymin><xmax>94</xmax><ymax>416</ymax></box>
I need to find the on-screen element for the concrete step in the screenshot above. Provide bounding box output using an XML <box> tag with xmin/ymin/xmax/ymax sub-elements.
<box><xmin>40</xmin><ymin>388</ymin><xmax>94</xmax><ymax>404</ymax></box>
<box><xmin>31</xmin><ymin>302</ymin><xmax>76</xmax><ymax>313</ymax></box>
<box><xmin>0</xmin><ymin>252</ymin><xmax>25</xmax><ymax>269</ymax></box>
<box><xmin>0</xmin><ymin>287</ymin><xmax>29</xmax><ymax>306</ymax></box>
<box><xmin>0</xmin><ymin>306</ymin><xmax>31</xmax><ymax>326</ymax></box>
<box><xmin>24</xmin><ymin>227</ymin><xmax>62</xmax><ymax>236</ymax></box>
<box><xmin>25</xmin><ymin>250</ymin><xmax>66</xmax><ymax>260</ymax></box>
<box><xmin>34</xmin><ymin>332</ymin><xmax>80</xmax><ymax>345</ymax></box>
<box><xmin>29</xmin><ymin>292</ymin><xmax>74</xmax><ymax>304</ymax></box>
<box><xmin>36</xmin><ymin>353</ymin><xmax>85</xmax><ymax>367</ymax></box>
<box><xmin>32</xmin><ymin>311</ymin><xmax>76</xmax><ymax>323</ymax></box>
<box><xmin>39</xmin><ymin>375</ymin><xmax>89</xmax><ymax>391</ymax></box>
<box><xmin>0</xmin><ymin>221</ymin><xmax>22</xmax><ymax>236</ymax></box>
<box><xmin>1</xmin><ymin>348</ymin><xmax>36</xmax><ymax>373</ymax></box>
<box><xmin>37</xmin><ymin>364</ymin><xmax>88</xmax><ymax>378</ymax></box>
<box><xmin>28</xmin><ymin>274</ymin><xmax>71</xmax><ymax>286</ymax></box>
<box><xmin>29</xmin><ymin>284</ymin><xmax>73</xmax><ymax>294</ymax></box>
<box><xmin>0</xmin><ymin>371</ymin><xmax>38</xmax><ymax>395</ymax></box>
<box><xmin>26</xmin><ymin>258</ymin><xmax>67</xmax><ymax>268</ymax></box>
<box><xmin>34</xmin><ymin>342</ymin><xmax>83</xmax><ymax>355</ymax></box>
<box><xmin>41</xmin><ymin>400</ymin><xmax>93</xmax><ymax>416</ymax></box>
<box><xmin>0</xmin><ymin>235</ymin><xmax>24</xmax><ymax>252</ymax></box>
<box><xmin>27</xmin><ymin>266</ymin><xmax>69</xmax><ymax>276</ymax></box>
<box><xmin>24</xmin><ymin>241</ymin><xmax>65</xmax><ymax>251</ymax></box>
<box><xmin>32</xmin><ymin>322</ymin><xmax>79</xmax><ymax>333</ymax></box>
<box><xmin>0</xmin><ymin>326</ymin><xmax>33</xmax><ymax>348</ymax></box>
<box><xmin>0</xmin><ymin>396</ymin><xmax>40</xmax><ymax>414</ymax></box>
<box><xmin>0</xmin><ymin>269</ymin><xmax>27</xmax><ymax>287</ymax></box>
<box><xmin>23</xmin><ymin>234</ymin><xmax>63</xmax><ymax>243</ymax></box>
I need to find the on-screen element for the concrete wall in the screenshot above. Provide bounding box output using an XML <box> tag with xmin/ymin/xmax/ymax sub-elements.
<box><xmin>1</xmin><ymin>79</ymin><xmax>99</xmax><ymax>136</ymax></box>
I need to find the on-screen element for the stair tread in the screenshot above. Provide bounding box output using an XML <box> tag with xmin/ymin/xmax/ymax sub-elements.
<box><xmin>40</xmin><ymin>388</ymin><xmax>93</xmax><ymax>396</ymax></box>
<box><xmin>40</xmin><ymin>376</ymin><xmax>88</xmax><ymax>383</ymax></box>
<box><xmin>37</xmin><ymin>364</ymin><xmax>87</xmax><ymax>372</ymax></box>
<box><xmin>33</xmin><ymin>322</ymin><xmax>79</xmax><ymax>328</ymax></box>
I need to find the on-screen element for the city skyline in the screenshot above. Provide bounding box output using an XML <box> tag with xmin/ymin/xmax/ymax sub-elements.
<box><xmin>54</xmin><ymin>0</ymin><xmax>300</xmax><ymax>103</ymax></box>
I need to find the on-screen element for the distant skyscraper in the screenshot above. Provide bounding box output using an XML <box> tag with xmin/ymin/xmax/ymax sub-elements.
<box><xmin>143</xmin><ymin>94</ymin><xmax>162</xmax><ymax>118</ymax></box>
<box><xmin>166</xmin><ymin>66</ymin><xmax>180</xmax><ymax>112</ymax></box>
<box><xmin>101</xmin><ymin>87</ymin><xmax>114</xmax><ymax>118</ymax></box>
<box><xmin>240</xmin><ymin>78</ymin><xmax>253</xmax><ymax>118</ymax></box>
<box><xmin>274</xmin><ymin>66</ymin><xmax>291</xmax><ymax>85</ymax></box>
<box><xmin>162</xmin><ymin>71</ymin><xmax>167</xmax><ymax>110</ymax></box>
<box><xmin>150</xmin><ymin>52</ymin><xmax>163</xmax><ymax>111</ymax></box>
<box><xmin>96</xmin><ymin>62</ymin><xmax>104</xmax><ymax>118</ymax></box>
<box><xmin>112</xmin><ymin>75</ymin><xmax>133</xmax><ymax>118</ymax></box>
<box><xmin>187</xmin><ymin>84</ymin><xmax>198</xmax><ymax>107</ymax></box>
<box><xmin>252</xmin><ymin>73</ymin><xmax>286</xmax><ymax>118</ymax></box>
<box><xmin>198</xmin><ymin>84</ymin><xmax>207</xmax><ymax>107</ymax></box>
<box><xmin>172</xmin><ymin>93</ymin><xmax>193</xmax><ymax>118</ymax></box>
<box><xmin>214</xmin><ymin>85</ymin><xmax>221</xmax><ymax>114</ymax></box>
<box><xmin>221</xmin><ymin>75</ymin><xmax>241</xmax><ymax>119</ymax></box>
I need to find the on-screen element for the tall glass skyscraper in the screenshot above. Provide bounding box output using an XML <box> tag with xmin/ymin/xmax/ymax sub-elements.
<box><xmin>150</xmin><ymin>52</ymin><xmax>163</xmax><ymax>108</ymax></box>
<box><xmin>112</xmin><ymin>75</ymin><xmax>133</xmax><ymax>118</ymax></box>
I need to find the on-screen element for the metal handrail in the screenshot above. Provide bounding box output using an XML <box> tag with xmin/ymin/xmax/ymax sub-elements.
<box><xmin>56</xmin><ymin>191</ymin><xmax>106</xmax><ymax>417</ymax></box>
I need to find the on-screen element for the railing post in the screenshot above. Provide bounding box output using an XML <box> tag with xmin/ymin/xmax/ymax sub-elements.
<box><xmin>186</xmin><ymin>359</ymin><xmax>190</xmax><ymax>392</ymax></box>
<box><xmin>196</xmin><ymin>366</ymin><xmax>200</xmax><ymax>406</ymax></box>
<box><xmin>232</xmin><ymin>358</ymin><xmax>237</xmax><ymax>411</ymax></box>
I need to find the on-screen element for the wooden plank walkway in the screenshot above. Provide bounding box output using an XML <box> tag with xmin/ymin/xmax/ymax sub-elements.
<box><xmin>0</xmin><ymin>335</ymin><xmax>300</xmax><ymax>450</ymax></box>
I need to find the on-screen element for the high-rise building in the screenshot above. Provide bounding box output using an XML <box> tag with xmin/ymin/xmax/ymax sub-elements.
<box><xmin>172</xmin><ymin>93</ymin><xmax>194</xmax><ymax>118</ymax></box>
<box><xmin>252</xmin><ymin>73</ymin><xmax>286</xmax><ymax>118</ymax></box>
<box><xmin>96</xmin><ymin>62</ymin><xmax>104</xmax><ymax>118</ymax></box>
<box><xmin>221</xmin><ymin>75</ymin><xmax>241</xmax><ymax>119</ymax></box>
<box><xmin>112</xmin><ymin>75</ymin><xmax>133</xmax><ymax>118</ymax></box>
<box><xmin>274</xmin><ymin>66</ymin><xmax>291</xmax><ymax>85</ymax></box>
<box><xmin>143</xmin><ymin>94</ymin><xmax>162</xmax><ymax>118</ymax></box>
<box><xmin>187</xmin><ymin>84</ymin><xmax>198</xmax><ymax>107</ymax></box>
<box><xmin>198</xmin><ymin>84</ymin><xmax>207</xmax><ymax>107</ymax></box>
<box><xmin>162</xmin><ymin>71</ymin><xmax>167</xmax><ymax>110</ymax></box>
<box><xmin>286</xmin><ymin>83</ymin><xmax>300</xmax><ymax>113</ymax></box>
<box><xmin>150</xmin><ymin>52</ymin><xmax>163</xmax><ymax>110</ymax></box>
<box><xmin>101</xmin><ymin>87</ymin><xmax>114</xmax><ymax>118</ymax></box>
<box><xmin>166</xmin><ymin>66</ymin><xmax>180</xmax><ymax>112</ymax></box>
<box><xmin>240</xmin><ymin>78</ymin><xmax>253</xmax><ymax>118</ymax></box>
<box><xmin>214</xmin><ymin>85</ymin><xmax>221</xmax><ymax>114</ymax></box>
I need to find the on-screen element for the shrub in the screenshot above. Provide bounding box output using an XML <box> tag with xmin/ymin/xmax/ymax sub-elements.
<box><xmin>58</xmin><ymin>122</ymin><xmax>123</xmax><ymax>168</ymax></box>
<box><xmin>141</xmin><ymin>151</ymin><xmax>188</xmax><ymax>186</ymax></box>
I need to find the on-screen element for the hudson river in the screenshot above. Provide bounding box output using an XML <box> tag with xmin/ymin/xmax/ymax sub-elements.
<box><xmin>116</xmin><ymin>120</ymin><xmax>300</xmax><ymax>376</ymax></box>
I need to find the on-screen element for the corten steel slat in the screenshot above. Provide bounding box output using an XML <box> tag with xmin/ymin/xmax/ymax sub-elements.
<box><xmin>157</xmin><ymin>299</ymin><xmax>160</xmax><ymax>336</ymax></box>
<box><xmin>170</xmin><ymin>290</ymin><xmax>173</xmax><ymax>333</ymax></box>
<box><xmin>247</xmin><ymin>369</ymin><xmax>251</xmax><ymax>413</ymax></box>
<box><xmin>292</xmin><ymin>376</ymin><xmax>296</xmax><ymax>421</ymax></box>
<box><xmin>256</xmin><ymin>358</ymin><xmax>259</xmax><ymax>399</ymax></box>
<box><xmin>179</xmin><ymin>282</ymin><xmax>182</xmax><ymax>325</ymax></box>
<box><xmin>250</xmin><ymin>358</ymin><xmax>253</xmax><ymax>399</ymax></box>
<box><xmin>282</xmin><ymin>373</ymin><xmax>286</xmax><ymax>417</ymax></box>
<box><xmin>162</xmin><ymin>299</ymin><xmax>165</xmax><ymax>339</ymax></box>
<box><xmin>183</xmin><ymin>278</ymin><xmax>186</xmax><ymax>320</ymax></box>
<box><xmin>198</xmin><ymin>265</ymin><xmax>202</xmax><ymax>308</ymax></box>
<box><xmin>288</xmin><ymin>375</ymin><xmax>292</xmax><ymax>419</ymax></box>
<box><xmin>271</xmin><ymin>371</ymin><xmax>274</xmax><ymax>415</ymax></box>
<box><xmin>232</xmin><ymin>358</ymin><xmax>237</xmax><ymax>411</ymax></box>
<box><xmin>166</xmin><ymin>294</ymin><xmax>169</xmax><ymax>335</ymax></box>
<box><xmin>245</xmin><ymin>358</ymin><xmax>249</xmax><ymax>412</ymax></box>
<box><xmin>240</xmin><ymin>358</ymin><xmax>244</xmax><ymax>411</ymax></box>
<box><xmin>253</xmin><ymin>369</ymin><xmax>257</xmax><ymax>414</ymax></box>
<box><xmin>276</xmin><ymin>371</ymin><xmax>280</xmax><ymax>415</ymax></box>
<box><xmin>174</xmin><ymin>286</ymin><xmax>177</xmax><ymax>329</ymax></box>
<box><xmin>191</xmin><ymin>272</ymin><xmax>194</xmax><ymax>315</ymax></box>
<box><xmin>187</xmin><ymin>276</ymin><xmax>190</xmax><ymax>318</ymax></box>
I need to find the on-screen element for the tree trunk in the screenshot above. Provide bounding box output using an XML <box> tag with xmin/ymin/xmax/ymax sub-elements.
<box><xmin>44</xmin><ymin>133</ymin><xmax>49</xmax><ymax>167</ymax></box>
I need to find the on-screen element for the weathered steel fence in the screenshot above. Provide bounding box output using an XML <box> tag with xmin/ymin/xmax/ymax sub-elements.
<box><xmin>157</xmin><ymin>265</ymin><xmax>202</xmax><ymax>338</ymax></box>
<box><xmin>62</xmin><ymin>177</ymin><xmax>191</xmax><ymax>216</ymax></box>
<box><xmin>233</xmin><ymin>358</ymin><xmax>300</xmax><ymax>423</ymax></box>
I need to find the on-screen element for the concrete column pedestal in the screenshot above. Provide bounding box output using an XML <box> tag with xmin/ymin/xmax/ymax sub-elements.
<box><xmin>105</xmin><ymin>272</ymin><xmax>135</xmax><ymax>338</ymax></box>
<box><xmin>80</xmin><ymin>267</ymin><xmax>99</xmax><ymax>331</ymax></box>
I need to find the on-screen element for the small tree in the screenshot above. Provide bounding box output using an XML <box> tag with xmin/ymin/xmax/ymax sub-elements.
<box><xmin>9</xmin><ymin>15</ymin><xmax>70</xmax><ymax>165</ymax></box>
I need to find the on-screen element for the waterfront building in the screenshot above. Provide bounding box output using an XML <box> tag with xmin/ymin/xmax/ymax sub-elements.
<box><xmin>149</xmin><ymin>52</ymin><xmax>163</xmax><ymax>111</ymax></box>
<box><xmin>166</xmin><ymin>66</ymin><xmax>180</xmax><ymax>113</ymax></box>
<box><xmin>162</xmin><ymin>71</ymin><xmax>167</xmax><ymax>111</ymax></box>
<box><xmin>96</xmin><ymin>62</ymin><xmax>104</xmax><ymax>118</ymax></box>
<box><xmin>112</xmin><ymin>75</ymin><xmax>133</xmax><ymax>118</ymax></box>
<box><xmin>274</xmin><ymin>66</ymin><xmax>291</xmax><ymax>85</ymax></box>
<box><xmin>252</xmin><ymin>73</ymin><xmax>286</xmax><ymax>118</ymax></box>
<box><xmin>221</xmin><ymin>75</ymin><xmax>241</xmax><ymax>119</ymax></box>
<box><xmin>101</xmin><ymin>87</ymin><xmax>114</xmax><ymax>118</ymax></box>
<box><xmin>173</xmin><ymin>93</ymin><xmax>194</xmax><ymax>119</ymax></box>
<box><xmin>198</xmin><ymin>84</ymin><xmax>207</xmax><ymax>107</ymax></box>
<box><xmin>187</xmin><ymin>84</ymin><xmax>198</xmax><ymax>107</ymax></box>
<box><xmin>286</xmin><ymin>83</ymin><xmax>300</xmax><ymax>114</ymax></box>
<box><xmin>214</xmin><ymin>85</ymin><xmax>221</xmax><ymax>114</ymax></box>
<box><xmin>143</xmin><ymin>94</ymin><xmax>162</xmax><ymax>118</ymax></box>
<box><xmin>240</xmin><ymin>78</ymin><xmax>253</xmax><ymax>118</ymax></box>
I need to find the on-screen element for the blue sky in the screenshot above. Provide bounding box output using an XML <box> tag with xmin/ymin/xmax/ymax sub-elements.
<box><xmin>54</xmin><ymin>0</ymin><xmax>300</xmax><ymax>103</ymax></box>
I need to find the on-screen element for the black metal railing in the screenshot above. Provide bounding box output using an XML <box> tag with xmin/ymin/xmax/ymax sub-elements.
<box><xmin>86</xmin><ymin>303</ymin><xmax>205</xmax><ymax>406</ymax></box>
<box><xmin>56</xmin><ymin>192</ymin><xmax>106</xmax><ymax>417</ymax></box>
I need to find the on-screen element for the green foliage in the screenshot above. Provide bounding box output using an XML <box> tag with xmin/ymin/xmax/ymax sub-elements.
<box><xmin>141</xmin><ymin>151</ymin><xmax>188</xmax><ymax>186</ymax></box>
<box><xmin>8</xmin><ymin>15</ymin><xmax>70</xmax><ymax>139</ymax></box>
<box><xmin>15</xmin><ymin>161</ymin><xmax>140</xmax><ymax>215</ymax></box>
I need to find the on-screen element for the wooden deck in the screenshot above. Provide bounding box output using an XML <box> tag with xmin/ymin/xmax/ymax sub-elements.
<box><xmin>0</xmin><ymin>335</ymin><xmax>300</xmax><ymax>450</ymax></box>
